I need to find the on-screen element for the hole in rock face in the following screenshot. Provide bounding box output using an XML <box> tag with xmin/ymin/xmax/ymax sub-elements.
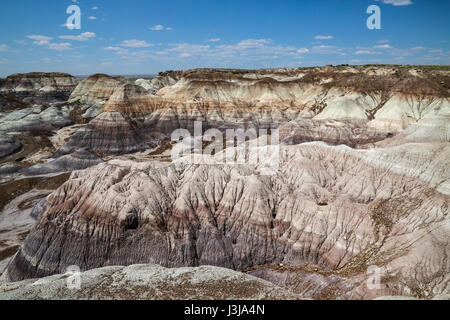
<box><xmin>317</xmin><ymin>202</ymin><xmax>328</xmax><ymax>206</ymax></box>
<box><xmin>122</xmin><ymin>212</ymin><xmax>139</xmax><ymax>230</ymax></box>
<box><xmin>15</xmin><ymin>157</ymin><xmax>26</xmax><ymax>162</ymax></box>
<box><xmin>386</xmin><ymin>132</ymin><xmax>394</xmax><ymax>138</ymax></box>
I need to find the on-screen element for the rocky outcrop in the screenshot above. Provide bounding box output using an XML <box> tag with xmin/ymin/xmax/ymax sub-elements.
<box><xmin>0</xmin><ymin>74</ymin><xmax>129</xmax><ymax>134</ymax></box>
<box><xmin>278</xmin><ymin>119</ymin><xmax>390</xmax><ymax>148</ymax></box>
<box><xmin>0</xmin><ymin>73</ymin><xmax>78</xmax><ymax>160</ymax></box>
<box><xmin>0</xmin><ymin>164</ymin><xmax>22</xmax><ymax>175</ymax></box>
<box><xmin>67</xmin><ymin>74</ymin><xmax>130</xmax><ymax>120</ymax></box>
<box><xmin>0</xmin><ymin>264</ymin><xmax>301</xmax><ymax>300</ymax></box>
<box><xmin>0</xmin><ymin>66</ymin><xmax>449</xmax><ymax>300</ymax></box>
<box><xmin>0</xmin><ymin>74</ymin><xmax>130</xmax><ymax>160</ymax></box>
<box><xmin>0</xmin><ymin>134</ymin><xmax>22</xmax><ymax>159</ymax></box>
<box><xmin>23</xmin><ymin>148</ymin><xmax>103</xmax><ymax>175</ymax></box>
<box><xmin>135</xmin><ymin>72</ymin><xmax>178</xmax><ymax>94</ymax></box>
<box><xmin>0</xmin><ymin>107</ymin><xmax>75</xmax><ymax>163</ymax></box>
<box><xmin>0</xmin><ymin>74</ymin><xmax>79</xmax><ymax>162</ymax></box>
<box><xmin>55</xmin><ymin>111</ymin><xmax>152</xmax><ymax>156</ymax></box>
<box><xmin>4</xmin><ymin>135</ymin><xmax>449</xmax><ymax>299</ymax></box>
<box><xmin>56</xmin><ymin>66</ymin><xmax>449</xmax><ymax>157</ymax></box>
<box><xmin>0</xmin><ymin>95</ymin><xmax>7</xmax><ymax>111</ymax></box>
<box><xmin>0</xmin><ymin>105</ymin><xmax>75</xmax><ymax>133</ymax></box>
<box><xmin>0</xmin><ymin>73</ymin><xmax>78</xmax><ymax>108</ymax></box>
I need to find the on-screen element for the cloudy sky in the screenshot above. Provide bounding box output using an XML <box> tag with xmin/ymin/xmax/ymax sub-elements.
<box><xmin>0</xmin><ymin>0</ymin><xmax>449</xmax><ymax>76</ymax></box>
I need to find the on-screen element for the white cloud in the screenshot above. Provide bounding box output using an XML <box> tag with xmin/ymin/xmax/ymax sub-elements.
<box><xmin>0</xmin><ymin>44</ymin><xmax>9</xmax><ymax>51</ymax></box>
<box><xmin>297</xmin><ymin>48</ymin><xmax>309</xmax><ymax>54</ymax></box>
<box><xmin>150</xmin><ymin>25</ymin><xmax>172</xmax><ymax>31</ymax></box>
<box><xmin>314</xmin><ymin>35</ymin><xmax>333</xmax><ymax>40</ymax></box>
<box><xmin>234</xmin><ymin>39</ymin><xmax>273</xmax><ymax>48</ymax></box>
<box><xmin>107</xmin><ymin>38</ymin><xmax>439</xmax><ymax>67</ymax></box>
<box><xmin>27</xmin><ymin>35</ymin><xmax>72</xmax><ymax>50</ymax></box>
<box><xmin>104</xmin><ymin>46</ymin><xmax>122</xmax><ymax>51</ymax></box>
<box><xmin>104</xmin><ymin>46</ymin><xmax>129</xmax><ymax>55</ymax></box>
<box><xmin>88</xmin><ymin>16</ymin><xmax>97</xmax><ymax>20</ymax></box>
<box><xmin>355</xmin><ymin>50</ymin><xmax>380</xmax><ymax>55</ymax></box>
<box><xmin>118</xmin><ymin>50</ymin><xmax>155</xmax><ymax>61</ymax></box>
<box><xmin>120</xmin><ymin>40</ymin><xmax>153</xmax><ymax>48</ymax></box>
<box><xmin>376</xmin><ymin>0</ymin><xmax>413</xmax><ymax>6</ymax></box>
<box><xmin>167</xmin><ymin>43</ymin><xmax>210</xmax><ymax>55</ymax></box>
<box><xmin>154</xmin><ymin>39</ymin><xmax>311</xmax><ymax>63</ymax></box>
<box><xmin>310</xmin><ymin>45</ymin><xmax>346</xmax><ymax>55</ymax></box>
<box><xmin>104</xmin><ymin>38</ymin><xmax>443</xmax><ymax>67</ymax></box>
<box><xmin>384</xmin><ymin>46</ymin><xmax>434</xmax><ymax>58</ymax></box>
<box><xmin>374</xmin><ymin>44</ymin><xmax>392</xmax><ymax>49</ymax></box>
<box><xmin>59</xmin><ymin>32</ymin><xmax>96</xmax><ymax>41</ymax></box>
<box><xmin>47</xmin><ymin>42</ymin><xmax>72</xmax><ymax>50</ymax></box>
<box><xmin>27</xmin><ymin>35</ymin><xmax>53</xmax><ymax>45</ymax></box>
<box><xmin>150</xmin><ymin>25</ymin><xmax>164</xmax><ymax>31</ymax></box>
<box><xmin>208</xmin><ymin>38</ymin><xmax>221</xmax><ymax>42</ymax></box>
<box><xmin>92</xmin><ymin>6</ymin><xmax>99</xmax><ymax>10</ymax></box>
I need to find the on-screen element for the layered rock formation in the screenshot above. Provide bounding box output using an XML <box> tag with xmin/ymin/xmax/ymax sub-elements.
<box><xmin>22</xmin><ymin>148</ymin><xmax>103</xmax><ymax>175</ymax></box>
<box><xmin>0</xmin><ymin>73</ymin><xmax>77</xmax><ymax>157</ymax></box>
<box><xmin>67</xmin><ymin>74</ymin><xmax>130</xmax><ymax>120</ymax></box>
<box><xmin>4</xmin><ymin>129</ymin><xmax>449</xmax><ymax>299</ymax></box>
<box><xmin>0</xmin><ymin>264</ymin><xmax>301</xmax><ymax>300</ymax></box>
<box><xmin>0</xmin><ymin>95</ymin><xmax>7</xmax><ymax>111</ymax></box>
<box><xmin>0</xmin><ymin>74</ymin><xmax>132</xmax><ymax>163</ymax></box>
<box><xmin>0</xmin><ymin>104</ymin><xmax>75</xmax><ymax>133</ymax></box>
<box><xmin>54</xmin><ymin>66</ymin><xmax>449</xmax><ymax>157</ymax></box>
<box><xmin>0</xmin><ymin>72</ymin><xmax>78</xmax><ymax>108</ymax></box>
<box><xmin>0</xmin><ymin>134</ymin><xmax>22</xmax><ymax>159</ymax></box>
<box><xmin>0</xmin><ymin>74</ymin><xmax>135</xmax><ymax>270</ymax></box>
<box><xmin>135</xmin><ymin>71</ymin><xmax>178</xmax><ymax>94</ymax></box>
<box><xmin>0</xmin><ymin>73</ymin><xmax>130</xmax><ymax>136</ymax></box>
<box><xmin>0</xmin><ymin>66</ymin><xmax>449</xmax><ymax>300</ymax></box>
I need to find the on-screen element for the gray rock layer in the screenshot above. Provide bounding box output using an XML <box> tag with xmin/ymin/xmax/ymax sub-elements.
<box><xmin>0</xmin><ymin>134</ymin><xmax>22</xmax><ymax>158</ymax></box>
<box><xmin>23</xmin><ymin>148</ymin><xmax>103</xmax><ymax>175</ymax></box>
<box><xmin>0</xmin><ymin>72</ymin><xmax>78</xmax><ymax>106</ymax></box>
<box><xmin>0</xmin><ymin>264</ymin><xmax>301</xmax><ymax>300</ymax></box>
<box><xmin>5</xmin><ymin>140</ymin><xmax>449</xmax><ymax>299</ymax></box>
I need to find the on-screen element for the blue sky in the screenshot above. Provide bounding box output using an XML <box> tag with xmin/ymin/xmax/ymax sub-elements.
<box><xmin>0</xmin><ymin>0</ymin><xmax>449</xmax><ymax>76</ymax></box>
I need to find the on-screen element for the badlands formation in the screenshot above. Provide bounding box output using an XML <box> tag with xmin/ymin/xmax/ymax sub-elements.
<box><xmin>0</xmin><ymin>264</ymin><xmax>301</xmax><ymax>300</ymax></box>
<box><xmin>0</xmin><ymin>66</ymin><xmax>449</xmax><ymax>300</ymax></box>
